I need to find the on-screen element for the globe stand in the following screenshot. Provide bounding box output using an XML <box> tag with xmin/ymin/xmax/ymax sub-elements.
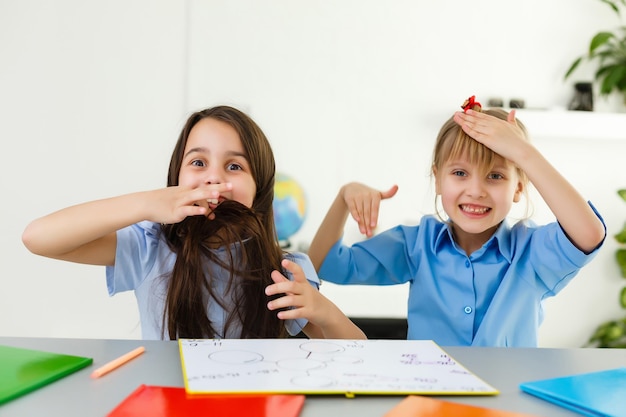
<box><xmin>278</xmin><ymin>239</ymin><xmax>292</xmax><ymax>250</ymax></box>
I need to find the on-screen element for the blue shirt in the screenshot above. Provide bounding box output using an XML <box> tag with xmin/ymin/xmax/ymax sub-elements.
<box><xmin>319</xmin><ymin>206</ymin><xmax>605</xmax><ymax>347</ymax></box>
<box><xmin>106</xmin><ymin>221</ymin><xmax>319</xmax><ymax>340</ymax></box>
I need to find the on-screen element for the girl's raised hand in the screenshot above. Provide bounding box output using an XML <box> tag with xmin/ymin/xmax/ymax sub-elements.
<box><xmin>453</xmin><ymin>109</ymin><xmax>531</xmax><ymax>163</ymax></box>
<box><xmin>341</xmin><ymin>182</ymin><xmax>398</xmax><ymax>237</ymax></box>
<box><xmin>146</xmin><ymin>183</ymin><xmax>233</xmax><ymax>224</ymax></box>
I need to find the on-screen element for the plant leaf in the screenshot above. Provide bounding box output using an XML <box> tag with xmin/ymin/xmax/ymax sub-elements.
<box><xmin>618</xmin><ymin>189</ymin><xmax>626</xmax><ymax>201</ymax></box>
<box><xmin>619</xmin><ymin>78</ymin><xmax>626</xmax><ymax>93</ymax></box>
<box><xmin>601</xmin><ymin>0</ymin><xmax>626</xmax><ymax>14</ymax></box>
<box><xmin>600</xmin><ymin>74</ymin><xmax>616</xmax><ymax>95</ymax></box>
<box><xmin>616</xmin><ymin>248</ymin><xmax>626</xmax><ymax>277</ymax></box>
<box><xmin>599</xmin><ymin>65</ymin><xmax>626</xmax><ymax>94</ymax></box>
<box><xmin>621</xmin><ymin>287</ymin><xmax>626</xmax><ymax>308</ymax></box>
<box><xmin>590</xmin><ymin>32</ymin><xmax>615</xmax><ymax>54</ymax></box>
<box><xmin>588</xmin><ymin>320</ymin><xmax>613</xmax><ymax>343</ymax></box>
<box><xmin>564</xmin><ymin>57</ymin><xmax>583</xmax><ymax>80</ymax></box>
<box><xmin>604</xmin><ymin>321</ymin><xmax>623</xmax><ymax>342</ymax></box>
<box><xmin>600</xmin><ymin>0</ymin><xmax>621</xmax><ymax>14</ymax></box>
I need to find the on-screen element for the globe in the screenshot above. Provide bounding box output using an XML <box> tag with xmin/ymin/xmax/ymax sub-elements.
<box><xmin>273</xmin><ymin>173</ymin><xmax>307</xmax><ymax>244</ymax></box>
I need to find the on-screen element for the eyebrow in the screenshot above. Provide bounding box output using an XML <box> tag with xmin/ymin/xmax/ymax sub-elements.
<box><xmin>183</xmin><ymin>147</ymin><xmax>247</xmax><ymax>159</ymax></box>
<box><xmin>183</xmin><ymin>147</ymin><xmax>208</xmax><ymax>159</ymax></box>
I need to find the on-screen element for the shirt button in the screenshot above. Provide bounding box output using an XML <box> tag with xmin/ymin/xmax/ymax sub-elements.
<box><xmin>465</xmin><ymin>260</ymin><xmax>470</xmax><ymax>268</ymax></box>
<box><xmin>464</xmin><ymin>306</ymin><xmax>472</xmax><ymax>314</ymax></box>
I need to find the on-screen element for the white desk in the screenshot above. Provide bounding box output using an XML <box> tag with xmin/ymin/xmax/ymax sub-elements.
<box><xmin>0</xmin><ymin>337</ymin><xmax>624</xmax><ymax>416</ymax></box>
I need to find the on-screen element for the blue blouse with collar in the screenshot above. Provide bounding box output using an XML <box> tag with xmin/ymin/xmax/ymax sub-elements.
<box><xmin>106</xmin><ymin>221</ymin><xmax>317</xmax><ymax>340</ymax></box>
<box><xmin>319</xmin><ymin>204</ymin><xmax>605</xmax><ymax>347</ymax></box>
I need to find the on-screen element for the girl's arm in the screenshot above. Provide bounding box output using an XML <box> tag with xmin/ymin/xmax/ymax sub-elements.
<box><xmin>308</xmin><ymin>182</ymin><xmax>398</xmax><ymax>270</ymax></box>
<box><xmin>519</xmin><ymin>150</ymin><xmax>605</xmax><ymax>253</ymax></box>
<box><xmin>266</xmin><ymin>259</ymin><xmax>367</xmax><ymax>339</ymax></box>
<box><xmin>22</xmin><ymin>184</ymin><xmax>231</xmax><ymax>265</ymax></box>
<box><xmin>454</xmin><ymin>110</ymin><xmax>605</xmax><ymax>253</ymax></box>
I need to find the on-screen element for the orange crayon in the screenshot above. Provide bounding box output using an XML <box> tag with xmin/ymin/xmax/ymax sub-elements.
<box><xmin>90</xmin><ymin>346</ymin><xmax>145</xmax><ymax>379</ymax></box>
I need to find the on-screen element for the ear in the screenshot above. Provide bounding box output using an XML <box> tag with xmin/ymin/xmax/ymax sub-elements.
<box><xmin>432</xmin><ymin>166</ymin><xmax>442</xmax><ymax>195</ymax></box>
<box><xmin>513</xmin><ymin>180</ymin><xmax>524</xmax><ymax>203</ymax></box>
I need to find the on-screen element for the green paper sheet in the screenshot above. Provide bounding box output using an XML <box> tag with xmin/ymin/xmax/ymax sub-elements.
<box><xmin>0</xmin><ymin>344</ymin><xmax>93</xmax><ymax>405</ymax></box>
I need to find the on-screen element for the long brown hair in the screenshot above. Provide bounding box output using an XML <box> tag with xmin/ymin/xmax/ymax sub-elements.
<box><xmin>160</xmin><ymin>106</ymin><xmax>286</xmax><ymax>339</ymax></box>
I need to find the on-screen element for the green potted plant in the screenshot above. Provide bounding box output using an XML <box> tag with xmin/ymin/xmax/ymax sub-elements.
<box><xmin>564</xmin><ymin>0</ymin><xmax>626</xmax><ymax>105</ymax></box>
<box><xmin>586</xmin><ymin>189</ymin><xmax>626</xmax><ymax>347</ymax></box>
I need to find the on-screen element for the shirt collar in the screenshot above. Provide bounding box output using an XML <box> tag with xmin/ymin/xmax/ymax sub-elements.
<box><xmin>491</xmin><ymin>221</ymin><xmax>513</xmax><ymax>263</ymax></box>
<box><xmin>433</xmin><ymin>222</ymin><xmax>453</xmax><ymax>253</ymax></box>
<box><xmin>433</xmin><ymin>220</ymin><xmax>513</xmax><ymax>263</ymax></box>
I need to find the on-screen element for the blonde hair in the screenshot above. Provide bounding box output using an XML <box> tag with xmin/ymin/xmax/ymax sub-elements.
<box><xmin>431</xmin><ymin>107</ymin><xmax>532</xmax><ymax>220</ymax></box>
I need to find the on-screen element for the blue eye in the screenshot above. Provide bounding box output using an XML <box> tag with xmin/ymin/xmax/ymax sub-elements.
<box><xmin>191</xmin><ymin>160</ymin><xmax>205</xmax><ymax>167</ymax></box>
<box><xmin>488</xmin><ymin>173</ymin><xmax>504</xmax><ymax>180</ymax></box>
<box><xmin>452</xmin><ymin>170</ymin><xmax>466</xmax><ymax>177</ymax></box>
<box><xmin>228</xmin><ymin>163</ymin><xmax>243</xmax><ymax>171</ymax></box>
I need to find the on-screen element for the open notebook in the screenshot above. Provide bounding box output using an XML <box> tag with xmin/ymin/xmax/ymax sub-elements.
<box><xmin>0</xmin><ymin>344</ymin><xmax>93</xmax><ymax>405</ymax></box>
<box><xmin>179</xmin><ymin>339</ymin><xmax>498</xmax><ymax>396</ymax></box>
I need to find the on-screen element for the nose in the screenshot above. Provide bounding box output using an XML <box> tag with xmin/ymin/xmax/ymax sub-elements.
<box><xmin>204</xmin><ymin>166</ymin><xmax>223</xmax><ymax>185</ymax></box>
<box><xmin>466</xmin><ymin>177</ymin><xmax>486</xmax><ymax>199</ymax></box>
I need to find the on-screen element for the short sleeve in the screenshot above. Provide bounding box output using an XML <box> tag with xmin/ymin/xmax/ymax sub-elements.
<box><xmin>105</xmin><ymin>221</ymin><xmax>163</xmax><ymax>296</ymax></box>
<box><xmin>282</xmin><ymin>252</ymin><xmax>320</xmax><ymax>336</ymax></box>
<box><xmin>284</xmin><ymin>252</ymin><xmax>320</xmax><ymax>288</ymax></box>
<box><xmin>524</xmin><ymin>201</ymin><xmax>606</xmax><ymax>295</ymax></box>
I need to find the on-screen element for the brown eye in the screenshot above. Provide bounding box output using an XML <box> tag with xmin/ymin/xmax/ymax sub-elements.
<box><xmin>191</xmin><ymin>160</ymin><xmax>205</xmax><ymax>167</ymax></box>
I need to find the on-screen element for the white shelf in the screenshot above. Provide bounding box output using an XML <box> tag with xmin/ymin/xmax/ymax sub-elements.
<box><xmin>515</xmin><ymin>109</ymin><xmax>626</xmax><ymax>141</ymax></box>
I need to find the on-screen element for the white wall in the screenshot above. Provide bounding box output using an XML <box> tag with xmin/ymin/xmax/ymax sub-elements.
<box><xmin>2</xmin><ymin>0</ymin><xmax>625</xmax><ymax>347</ymax></box>
<box><xmin>0</xmin><ymin>0</ymin><xmax>187</xmax><ymax>339</ymax></box>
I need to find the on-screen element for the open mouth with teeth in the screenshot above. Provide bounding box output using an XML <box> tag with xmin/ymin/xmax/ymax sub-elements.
<box><xmin>460</xmin><ymin>204</ymin><xmax>490</xmax><ymax>215</ymax></box>
<box><xmin>208</xmin><ymin>197</ymin><xmax>227</xmax><ymax>209</ymax></box>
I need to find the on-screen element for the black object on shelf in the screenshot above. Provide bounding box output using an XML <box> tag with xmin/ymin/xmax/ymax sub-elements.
<box><xmin>509</xmin><ymin>98</ymin><xmax>526</xmax><ymax>109</ymax></box>
<box><xmin>487</xmin><ymin>98</ymin><xmax>504</xmax><ymax>107</ymax></box>
<box><xmin>569</xmin><ymin>82</ymin><xmax>594</xmax><ymax>111</ymax></box>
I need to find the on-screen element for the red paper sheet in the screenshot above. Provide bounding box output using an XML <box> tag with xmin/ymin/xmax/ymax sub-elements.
<box><xmin>107</xmin><ymin>385</ymin><xmax>305</xmax><ymax>417</ymax></box>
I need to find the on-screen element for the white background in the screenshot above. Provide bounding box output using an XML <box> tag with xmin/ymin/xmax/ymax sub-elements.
<box><xmin>2</xmin><ymin>0</ymin><xmax>625</xmax><ymax>347</ymax></box>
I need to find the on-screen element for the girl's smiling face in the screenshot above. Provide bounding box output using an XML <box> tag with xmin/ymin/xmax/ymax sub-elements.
<box><xmin>435</xmin><ymin>152</ymin><xmax>523</xmax><ymax>251</ymax></box>
<box><xmin>178</xmin><ymin>117</ymin><xmax>256</xmax><ymax>209</ymax></box>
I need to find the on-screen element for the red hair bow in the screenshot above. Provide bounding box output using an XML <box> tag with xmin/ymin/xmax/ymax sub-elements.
<box><xmin>461</xmin><ymin>95</ymin><xmax>482</xmax><ymax>112</ymax></box>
